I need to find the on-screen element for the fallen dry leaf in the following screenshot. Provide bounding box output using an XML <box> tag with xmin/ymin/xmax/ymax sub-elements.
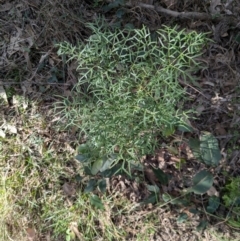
<box><xmin>26</xmin><ymin>227</ymin><xmax>36</xmax><ymax>241</ymax></box>
<box><xmin>62</xmin><ymin>182</ymin><xmax>76</xmax><ymax>196</ymax></box>
<box><xmin>207</xmin><ymin>186</ymin><xmax>219</xmax><ymax>197</ymax></box>
<box><xmin>215</xmin><ymin>123</ymin><xmax>227</xmax><ymax>136</ymax></box>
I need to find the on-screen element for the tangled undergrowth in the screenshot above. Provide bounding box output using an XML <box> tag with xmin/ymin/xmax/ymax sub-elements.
<box><xmin>1</xmin><ymin>0</ymin><xmax>240</xmax><ymax>240</ymax></box>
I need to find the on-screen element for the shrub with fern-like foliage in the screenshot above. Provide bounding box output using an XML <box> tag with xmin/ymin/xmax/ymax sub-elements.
<box><xmin>56</xmin><ymin>21</ymin><xmax>207</xmax><ymax>173</ymax></box>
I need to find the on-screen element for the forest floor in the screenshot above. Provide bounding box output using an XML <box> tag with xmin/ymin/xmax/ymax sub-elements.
<box><xmin>0</xmin><ymin>0</ymin><xmax>240</xmax><ymax>240</ymax></box>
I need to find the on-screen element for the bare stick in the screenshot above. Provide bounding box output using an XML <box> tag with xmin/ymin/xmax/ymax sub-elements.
<box><xmin>126</xmin><ymin>2</ymin><xmax>223</xmax><ymax>22</ymax></box>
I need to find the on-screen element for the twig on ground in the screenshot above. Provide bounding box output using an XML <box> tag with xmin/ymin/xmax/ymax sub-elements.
<box><xmin>125</xmin><ymin>2</ymin><xmax>224</xmax><ymax>22</ymax></box>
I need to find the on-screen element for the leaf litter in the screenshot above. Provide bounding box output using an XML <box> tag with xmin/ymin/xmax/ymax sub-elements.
<box><xmin>1</xmin><ymin>0</ymin><xmax>240</xmax><ymax>240</ymax></box>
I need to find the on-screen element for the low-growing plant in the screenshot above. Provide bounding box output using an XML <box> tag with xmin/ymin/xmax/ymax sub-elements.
<box><xmin>222</xmin><ymin>177</ymin><xmax>240</xmax><ymax>227</ymax></box>
<box><xmin>56</xmin><ymin>20</ymin><xmax>208</xmax><ymax>178</ymax></box>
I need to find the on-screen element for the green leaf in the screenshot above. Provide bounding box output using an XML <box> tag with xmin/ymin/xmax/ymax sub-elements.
<box><xmin>188</xmin><ymin>138</ymin><xmax>201</xmax><ymax>160</ymax></box>
<box><xmin>116</xmin><ymin>8</ymin><xmax>126</xmax><ymax>18</ymax></box>
<box><xmin>98</xmin><ymin>179</ymin><xmax>107</xmax><ymax>193</ymax></box>
<box><xmin>235</xmin><ymin>33</ymin><xmax>240</xmax><ymax>44</ymax></box>
<box><xmin>100</xmin><ymin>155</ymin><xmax>117</xmax><ymax>172</ymax></box>
<box><xmin>178</xmin><ymin>123</ymin><xmax>193</xmax><ymax>132</ymax></box>
<box><xmin>171</xmin><ymin>198</ymin><xmax>189</xmax><ymax>206</ymax></box>
<box><xmin>200</xmin><ymin>132</ymin><xmax>221</xmax><ymax>166</ymax></box>
<box><xmin>100</xmin><ymin>164</ymin><xmax>123</xmax><ymax>177</ymax></box>
<box><xmin>206</xmin><ymin>196</ymin><xmax>220</xmax><ymax>213</ymax></box>
<box><xmin>143</xmin><ymin>193</ymin><xmax>159</xmax><ymax>204</ymax></box>
<box><xmin>78</xmin><ymin>144</ymin><xmax>90</xmax><ymax>154</ymax></box>
<box><xmin>102</xmin><ymin>0</ymin><xmax>124</xmax><ymax>12</ymax></box>
<box><xmin>83</xmin><ymin>166</ymin><xmax>92</xmax><ymax>176</ymax></box>
<box><xmin>91</xmin><ymin>159</ymin><xmax>103</xmax><ymax>175</ymax></box>
<box><xmin>152</xmin><ymin>168</ymin><xmax>169</xmax><ymax>185</ymax></box>
<box><xmin>196</xmin><ymin>220</ymin><xmax>208</xmax><ymax>231</ymax></box>
<box><xmin>177</xmin><ymin>213</ymin><xmax>188</xmax><ymax>223</ymax></box>
<box><xmin>90</xmin><ymin>195</ymin><xmax>104</xmax><ymax>210</ymax></box>
<box><xmin>75</xmin><ymin>154</ymin><xmax>89</xmax><ymax>163</ymax></box>
<box><xmin>162</xmin><ymin>124</ymin><xmax>175</xmax><ymax>137</ymax></box>
<box><xmin>189</xmin><ymin>170</ymin><xmax>213</xmax><ymax>195</ymax></box>
<box><xmin>147</xmin><ymin>185</ymin><xmax>160</xmax><ymax>193</ymax></box>
<box><xmin>84</xmin><ymin>179</ymin><xmax>97</xmax><ymax>193</ymax></box>
<box><xmin>227</xmin><ymin>219</ymin><xmax>240</xmax><ymax>228</ymax></box>
<box><xmin>162</xmin><ymin>193</ymin><xmax>172</xmax><ymax>202</ymax></box>
<box><xmin>189</xmin><ymin>208</ymin><xmax>199</xmax><ymax>214</ymax></box>
<box><xmin>75</xmin><ymin>174</ymin><xmax>83</xmax><ymax>183</ymax></box>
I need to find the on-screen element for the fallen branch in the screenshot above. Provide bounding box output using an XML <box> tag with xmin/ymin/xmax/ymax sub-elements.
<box><xmin>125</xmin><ymin>2</ymin><xmax>224</xmax><ymax>22</ymax></box>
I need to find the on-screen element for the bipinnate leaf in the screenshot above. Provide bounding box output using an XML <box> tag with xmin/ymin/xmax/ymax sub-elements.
<box><xmin>189</xmin><ymin>170</ymin><xmax>213</xmax><ymax>195</ymax></box>
<box><xmin>90</xmin><ymin>195</ymin><xmax>104</xmax><ymax>210</ymax></box>
<box><xmin>200</xmin><ymin>132</ymin><xmax>221</xmax><ymax>166</ymax></box>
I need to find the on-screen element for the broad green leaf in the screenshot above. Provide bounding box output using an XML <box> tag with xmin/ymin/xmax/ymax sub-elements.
<box><xmin>84</xmin><ymin>179</ymin><xmax>97</xmax><ymax>193</ymax></box>
<box><xmin>171</xmin><ymin>198</ymin><xmax>189</xmax><ymax>206</ymax></box>
<box><xmin>90</xmin><ymin>195</ymin><xmax>104</xmax><ymax>210</ymax></box>
<box><xmin>196</xmin><ymin>220</ymin><xmax>208</xmax><ymax>231</ymax></box>
<box><xmin>91</xmin><ymin>159</ymin><xmax>103</xmax><ymax>175</ymax></box>
<box><xmin>200</xmin><ymin>132</ymin><xmax>221</xmax><ymax>166</ymax></box>
<box><xmin>188</xmin><ymin>138</ymin><xmax>201</xmax><ymax>159</ymax></box>
<box><xmin>100</xmin><ymin>155</ymin><xmax>117</xmax><ymax>172</ymax></box>
<box><xmin>78</xmin><ymin>144</ymin><xmax>90</xmax><ymax>154</ymax></box>
<box><xmin>75</xmin><ymin>174</ymin><xmax>82</xmax><ymax>183</ymax></box>
<box><xmin>206</xmin><ymin>196</ymin><xmax>220</xmax><ymax>213</ymax></box>
<box><xmin>189</xmin><ymin>208</ymin><xmax>199</xmax><ymax>214</ymax></box>
<box><xmin>143</xmin><ymin>193</ymin><xmax>159</xmax><ymax>204</ymax></box>
<box><xmin>83</xmin><ymin>166</ymin><xmax>92</xmax><ymax>176</ymax></box>
<box><xmin>162</xmin><ymin>193</ymin><xmax>172</xmax><ymax>202</ymax></box>
<box><xmin>98</xmin><ymin>179</ymin><xmax>107</xmax><ymax>193</ymax></box>
<box><xmin>147</xmin><ymin>185</ymin><xmax>160</xmax><ymax>193</ymax></box>
<box><xmin>100</xmin><ymin>164</ymin><xmax>123</xmax><ymax>177</ymax></box>
<box><xmin>177</xmin><ymin>213</ymin><xmax>188</xmax><ymax>223</ymax></box>
<box><xmin>75</xmin><ymin>154</ymin><xmax>89</xmax><ymax>163</ymax></box>
<box><xmin>189</xmin><ymin>170</ymin><xmax>213</xmax><ymax>195</ymax></box>
<box><xmin>152</xmin><ymin>168</ymin><xmax>169</xmax><ymax>185</ymax></box>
